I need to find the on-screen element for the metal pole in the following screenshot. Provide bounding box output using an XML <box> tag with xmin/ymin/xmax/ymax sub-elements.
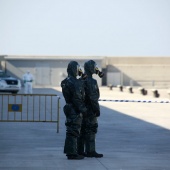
<box><xmin>1</xmin><ymin>94</ymin><xmax>3</xmax><ymax>120</ymax></box>
<box><xmin>57</xmin><ymin>96</ymin><xmax>60</xmax><ymax>133</ymax></box>
<box><xmin>33</xmin><ymin>95</ymin><xmax>34</xmax><ymax>122</ymax></box>
<box><xmin>45</xmin><ymin>95</ymin><xmax>46</xmax><ymax>121</ymax></box>
<box><xmin>27</xmin><ymin>95</ymin><xmax>28</xmax><ymax>121</ymax></box>
<box><xmin>14</xmin><ymin>94</ymin><xmax>16</xmax><ymax>121</ymax></box>
<box><xmin>39</xmin><ymin>95</ymin><xmax>40</xmax><ymax>121</ymax></box>
<box><xmin>51</xmin><ymin>95</ymin><xmax>52</xmax><ymax>122</ymax></box>
<box><xmin>21</xmin><ymin>95</ymin><xmax>23</xmax><ymax>121</ymax></box>
<box><xmin>7</xmin><ymin>95</ymin><xmax>9</xmax><ymax>120</ymax></box>
<box><xmin>152</xmin><ymin>80</ymin><xmax>155</xmax><ymax>87</ymax></box>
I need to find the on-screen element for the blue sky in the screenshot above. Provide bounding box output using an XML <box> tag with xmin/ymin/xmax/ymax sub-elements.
<box><xmin>0</xmin><ymin>0</ymin><xmax>170</xmax><ymax>56</ymax></box>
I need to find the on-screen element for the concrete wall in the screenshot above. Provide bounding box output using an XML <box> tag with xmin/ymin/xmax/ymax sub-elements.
<box><xmin>4</xmin><ymin>56</ymin><xmax>170</xmax><ymax>88</ymax></box>
<box><xmin>104</xmin><ymin>57</ymin><xmax>170</xmax><ymax>88</ymax></box>
<box><xmin>5</xmin><ymin>58</ymin><xmax>103</xmax><ymax>87</ymax></box>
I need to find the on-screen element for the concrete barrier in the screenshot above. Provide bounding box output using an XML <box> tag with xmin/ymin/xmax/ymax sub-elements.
<box><xmin>108</xmin><ymin>84</ymin><xmax>113</xmax><ymax>90</ymax></box>
<box><xmin>152</xmin><ymin>89</ymin><xmax>160</xmax><ymax>98</ymax></box>
<box><xmin>117</xmin><ymin>85</ymin><xmax>123</xmax><ymax>92</ymax></box>
<box><xmin>126</xmin><ymin>86</ymin><xmax>133</xmax><ymax>93</ymax></box>
<box><xmin>138</xmin><ymin>87</ymin><xmax>147</xmax><ymax>95</ymax></box>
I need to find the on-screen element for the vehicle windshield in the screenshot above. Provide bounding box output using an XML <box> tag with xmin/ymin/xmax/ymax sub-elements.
<box><xmin>0</xmin><ymin>71</ymin><xmax>10</xmax><ymax>78</ymax></box>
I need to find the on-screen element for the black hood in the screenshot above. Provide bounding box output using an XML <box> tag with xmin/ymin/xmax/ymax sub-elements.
<box><xmin>84</xmin><ymin>60</ymin><xmax>96</xmax><ymax>76</ymax></box>
<box><xmin>67</xmin><ymin>61</ymin><xmax>79</xmax><ymax>77</ymax></box>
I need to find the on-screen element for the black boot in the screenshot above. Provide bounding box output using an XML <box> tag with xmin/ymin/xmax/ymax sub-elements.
<box><xmin>77</xmin><ymin>134</ymin><xmax>85</xmax><ymax>156</ymax></box>
<box><xmin>78</xmin><ymin>152</ymin><xmax>86</xmax><ymax>156</ymax></box>
<box><xmin>67</xmin><ymin>154</ymin><xmax>84</xmax><ymax>160</ymax></box>
<box><xmin>85</xmin><ymin>151</ymin><xmax>103</xmax><ymax>158</ymax></box>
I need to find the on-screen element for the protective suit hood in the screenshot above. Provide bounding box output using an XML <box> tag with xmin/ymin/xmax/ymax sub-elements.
<box><xmin>67</xmin><ymin>61</ymin><xmax>79</xmax><ymax>77</ymax></box>
<box><xmin>84</xmin><ymin>60</ymin><xmax>96</xmax><ymax>76</ymax></box>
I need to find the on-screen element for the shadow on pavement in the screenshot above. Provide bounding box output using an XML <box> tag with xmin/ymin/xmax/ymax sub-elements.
<box><xmin>0</xmin><ymin>87</ymin><xmax>170</xmax><ymax>170</ymax></box>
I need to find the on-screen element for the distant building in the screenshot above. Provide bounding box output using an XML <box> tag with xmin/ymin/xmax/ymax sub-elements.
<box><xmin>3</xmin><ymin>56</ymin><xmax>104</xmax><ymax>87</ymax></box>
<box><xmin>1</xmin><ymin>55</ymin><xmax>170</xmax><ymax>88</ymax></box>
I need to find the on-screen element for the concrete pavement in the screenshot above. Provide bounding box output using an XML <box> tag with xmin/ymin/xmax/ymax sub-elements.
<box><xmin>0</xmin><ymin>86</ymin><xmax>170</xmax><ymax>170</ymax></box>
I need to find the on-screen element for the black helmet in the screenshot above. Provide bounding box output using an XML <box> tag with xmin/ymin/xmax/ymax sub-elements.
<box><xmin>84</xmin><ymin>60</ymin><xmax>104</xmax><ymax>78</ymax></box>
<box><xmin>67</xmin><ymin>61</ymin><xmax>84</xmax><ymax>78</ymax></box>
<box><xmin>67</xmin><ymin>61</ymin><xmax>79</xmax><ymax>77</ymax></box>
<box><xmin>84</xmin><ymin>60</ymin><xmax>96</xmax><ymax>75</ymax></box>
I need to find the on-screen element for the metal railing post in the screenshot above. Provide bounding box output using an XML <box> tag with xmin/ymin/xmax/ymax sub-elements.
<box><xmin>57</xmin><ymin>96</ymin><xmax>60</xmax><ymax>133</ymax></box>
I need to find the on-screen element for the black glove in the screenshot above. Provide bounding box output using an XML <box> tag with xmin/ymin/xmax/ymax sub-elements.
<box><xmin>95</xmin><ymin>111</ymin><xmax>100</xmax><ymax>117</ymax></box>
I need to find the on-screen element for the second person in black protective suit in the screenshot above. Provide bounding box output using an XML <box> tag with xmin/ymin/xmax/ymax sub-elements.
<box><xmin>61</xmin><ymin>61</ymin><xmax>87</xmax><ymax>160</ymax></box>
<box><xmin>78</xmin><ymin>60</ymin><xmax>104</xmax><ymax>158</ymax></box>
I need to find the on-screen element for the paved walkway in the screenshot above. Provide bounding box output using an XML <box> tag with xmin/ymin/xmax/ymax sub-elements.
<box><xmin>0</xmin><ymin>87</ymin><xmax>170</xmax><ymax>170</ymax></box>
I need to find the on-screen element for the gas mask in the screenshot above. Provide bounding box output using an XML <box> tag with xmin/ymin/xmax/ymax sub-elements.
<box><xmin>77</xmin><ymin>65</ymin><xmax>87</xmax><ymax>79</ymax></box>
<box><xmin>94</xmin><ymin>64</ymin><xmax>104</xmax><ymax>78</ymax></box>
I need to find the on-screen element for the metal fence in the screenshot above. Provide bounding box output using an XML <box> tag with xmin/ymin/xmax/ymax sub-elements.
<box><xmin>0</xmin><ymin>94</ymin><xmax>60</xmax><ymax>133</ymax></box>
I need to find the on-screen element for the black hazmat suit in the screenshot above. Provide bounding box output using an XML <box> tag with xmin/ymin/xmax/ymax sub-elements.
<box><xmin>78</xmin><ymin>60</ymin><xmax>101</xmax><ymax>154</ymax></box>
<box><xmin>61</xmin><ymin>61</ymin><xmax>87</xmax><ymax>156</ymax></box>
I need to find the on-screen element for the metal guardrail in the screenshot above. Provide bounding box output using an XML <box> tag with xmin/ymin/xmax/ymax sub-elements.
<box><xmin>0</xmin><ymin>94</ymin><xmax>60</xmax><ymax>133</ymax></box>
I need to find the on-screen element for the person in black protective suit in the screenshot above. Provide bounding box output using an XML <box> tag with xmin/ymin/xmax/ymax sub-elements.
<box><xmin>61</xmin><ymin>61</ymin><xmax>87</xmax><ymax>160</ymax></box>
<box><xmin>78</xmin><ymin>60</ymin><xmax>104</xmax><ymax>158</ymax></box>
